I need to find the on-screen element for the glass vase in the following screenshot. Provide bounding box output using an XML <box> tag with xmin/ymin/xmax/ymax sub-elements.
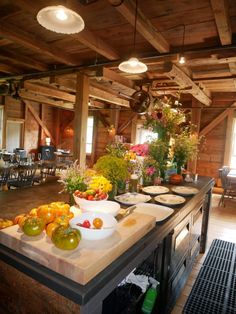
<box><xmin>109</xmin><ymin>183</ymin><xmax>118</xmax><ymax>200</ymax></box>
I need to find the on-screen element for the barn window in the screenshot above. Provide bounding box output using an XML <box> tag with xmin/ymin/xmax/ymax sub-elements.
<box><xmin>230</xmin><ymin>118</ymin><xmax>236</xmax><ymax>169</ymax></box>
<box><xmin>86</xmin><ymin>116</ymin><xmax>94</xmax><ymax>154</ymax></box>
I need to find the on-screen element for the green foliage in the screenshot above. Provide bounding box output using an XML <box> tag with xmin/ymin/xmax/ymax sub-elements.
<box><xmin>94</xmin><ymin>155</ymin><xmax>129</xmax><ymax>184</ymax></box>
<box><xmin>149</xmin><ymin>139</ymin><xmax>170</xmax><ymax>171</ymax></box>
<box><xmin>106</xmin><ymin>142</ymin><xmax>128</xmax><ymax>158</ymax></box>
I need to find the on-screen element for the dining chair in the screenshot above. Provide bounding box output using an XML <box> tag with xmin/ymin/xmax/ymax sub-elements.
<box><xmin>40</xmin><ymin>162</ymin><xmax>57</xmax><ymax>181</ymax></box>
<box><xmin>8</xmin><ymin>165</ymin><xmax>37</xmax><ymax>189</ymax></box>
<box><xmin>0</xmin><ymin>167</ymin><xmax>10</xmax><ymax>190</ymax></box>
<box><xmin>218</xmin><ymin>166</ymin><xmax>234</xmax><ymax>206</ymax></box>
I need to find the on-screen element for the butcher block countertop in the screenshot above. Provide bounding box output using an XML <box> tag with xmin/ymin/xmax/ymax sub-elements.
<box><xmin>0</xmin><ymin>177</ymin><xmax>215</xmax><ymax>308</ymax></box>
<box><xmin>0</xmin><ymin>212</ymin><xmax>155</xmax><ymax>285</ymax></box>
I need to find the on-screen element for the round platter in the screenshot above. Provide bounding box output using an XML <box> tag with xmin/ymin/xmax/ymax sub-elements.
<box><xmin>142</xmin><ymin>185</ymin><xmax>169</xmax><ymax>195</ymax></box>
<box><xmin>134</xmin><ymin>203</ymin><xmax>174</xmax><ymax>222</ymax></box>
<box><xmin>171</xmin><ymin>186</ymin><xmax>199</xmax><ymax>196</ymax></box>
<box><xmin>114</xmin><ymin>193</ymin><xmax>151</xmax><ymax>206</ymax></box>
<box><xmin>154</xmin><ymin>194</ymin><xmax>186</xmax><ymax>206</ymax></box>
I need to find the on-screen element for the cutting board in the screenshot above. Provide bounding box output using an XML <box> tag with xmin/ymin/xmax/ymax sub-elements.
<box><xmin>0</xmin><ymin>212</ymin><xmax>155</xmax><ymax>285</ymax></box>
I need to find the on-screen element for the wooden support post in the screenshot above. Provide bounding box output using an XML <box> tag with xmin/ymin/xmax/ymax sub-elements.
<box><xmin>188</xmin><ymin>98</ymin><xmax>202</xmax><ymax>174</ymax></box>
<box><xmin>40</xmin><ymin>103</ymin><xmax>45</xmax><ymax>145</ymax></box>
<box><xmin>23</xmin><ymin>100</ymin><xmax>28</xmax><ymax>148</ymax></box>
<box><xmin>2</xmin><ymin>96</ymin><xmax>7</xmax><ymax>149</ymax></box>
<box><xmin>223</xmin><ymin>109</ymin><xmax>235</xmax><ymax>166</ymax></box>
<box><xmin>73</xmin><ymin>73</ymin><xmax>89</xmax><ymax>169</ymax></box>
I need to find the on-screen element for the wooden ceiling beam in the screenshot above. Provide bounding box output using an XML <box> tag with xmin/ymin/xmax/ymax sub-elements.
<box><xmin>210</xmin><ymin>0</ymin><xmax>232</xmax><ymax>45</ymax></box>
<box><xmin>164</xmin><ymin>63</ymin><xmax>212</xmax><ymax>106</ymax></box>
<box><xmin>96</xmin><ymin>67</ymin><xmax>136</xmax><ymax>91</ymax></box>
<box><xmin>24</xmin><ymin>82</ymin><xmax>76</xmax><ymax>103</ymax></box>
<box><xmin>108</xmin><ymin>0</ymin><xmax>169</xmax><ymax>53</ymax></box>
<box><xmin>20</xmin><ymin>91</ymin><xmax>74</xmax><ymax>110</ymax></box>
<box><xmin>0</xmin><ymin>49</ymin><xmax>48</xmax><ymax>71</ymax></box>
<box><xmin>0</xmin><ymin>22</ymin><xmax>78</xmax><ymax>65</ymax></box>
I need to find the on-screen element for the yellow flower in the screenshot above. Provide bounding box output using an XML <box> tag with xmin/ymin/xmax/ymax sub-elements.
<box><xmin>88</xmin><ymin>175</ymin><xmax>112</xmax><ymax>193</ymax></box>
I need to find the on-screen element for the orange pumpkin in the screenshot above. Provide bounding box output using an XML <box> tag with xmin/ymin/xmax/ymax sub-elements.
<box><xmin>169</xmin><ymin>174</ymin><xmax>183</xmax><ymax>185</ymax></box>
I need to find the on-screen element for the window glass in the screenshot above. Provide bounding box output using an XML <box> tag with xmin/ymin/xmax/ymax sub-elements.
<box><xmin>135</xmin><ymin>124</ymin><xmax>158</xmax><ymax>144</ymax></box>
<box><xmin>230</xmin><ymin>118</ymin><xmax>236</xmax><ymax>168</ymax></box>
<box><xmin>86</xmin><ymin>116</ymin><xmax>94</xmax><ymax>154</ymax></box>
<box><xmin>0</xmin><ymin>107</ymin><xmax>3</xmax><ymax>149</ymax></box>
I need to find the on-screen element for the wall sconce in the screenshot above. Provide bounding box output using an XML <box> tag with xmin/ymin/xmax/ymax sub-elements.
<box><xmin>45</xmin><ymin>137</ymin><xmax>51</xmax><ymax>146</ymax></box>
<box><xmin>107</xmin><ymin>125</ymin><xmax>116</xmax><ymax>137</ymax></box>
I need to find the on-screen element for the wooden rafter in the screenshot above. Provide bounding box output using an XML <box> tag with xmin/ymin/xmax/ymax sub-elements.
<box><xmin>108</xmin><ymin>0</ymin><xmax>169</xmax><ymax>53</ymax></box>
<box><xmin>210</xmin><ymin>0</ymin><xmax>232</xmax><ymax>45</ymax></box>
<box><xmin>0</xmin><ymin>22</ymin><xmax>78</xmax><ymax>65</ymax></box>
<box><xmin>164</xmin><ymin>63</ymin><xmax>212</xmax><ymax>106</ymax></box>
<box><xmin>96</xmin><ymin>112</ymin><xmax>110</xmax><ymax>128</ymax></box>
<box><xmin>24</xmin><ymin>100</ymin><xmax>56</xmax><ymax>144</ymax></box>
<box><xmin>0</xmin><ymin>63</ymin><xmax>20</xmax><ymax>74</ymax></box>
<box><xmin>200</xmin><ymin>102</ymin><xmax>236</xmax><ymax>136</ymax></box>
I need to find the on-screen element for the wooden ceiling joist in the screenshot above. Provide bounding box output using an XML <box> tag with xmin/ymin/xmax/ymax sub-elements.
<box><xmin>0</xmin><ymin>63</ymin><xmax>20</xmax><ymax>74</ymax></box>
<box><xmin>108</xmin><ymin>0</ymin><xmax>169</xmax><ymax>53</ymax></box>
<box><xmin>164</xmin><ymin>63</ymin><xmax>212</xmax><ymax>106</ymax></box>
<box><xmin>0</xmin><ymin>23</ymin><xmax>78</xmax><ymax>65</ymax></box>
<box><xmin>210</xmin><ymin>0</ymin><xmax>232</xmax><ymax>45</ymax></box>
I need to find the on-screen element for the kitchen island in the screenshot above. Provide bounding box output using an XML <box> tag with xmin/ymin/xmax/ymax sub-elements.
<box><xmin>0</xmin><ymin>176</ymin><xmax>214</xmax><ymax>314</ymax></box>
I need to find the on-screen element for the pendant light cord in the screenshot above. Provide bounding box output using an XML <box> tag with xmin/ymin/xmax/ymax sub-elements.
<box><xmin>181</xmin><ymin>24</ymin><xmax>185</xmax><ymax>55</ymax></box>
<box><xmin>133</xmin><ymin>0</ymin><xmax>138</xmax><ymax>56</ymax></box>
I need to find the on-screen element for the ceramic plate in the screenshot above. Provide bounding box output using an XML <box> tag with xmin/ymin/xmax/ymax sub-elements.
<box><xmin>114</xmin><ymin>193</ymin><xmax>151</xmax><ymax>205</ymax></box>
<box><xmin>142</xmin><ymin>185</ymin><xmax>169</xmax><ymax>195</ymax></box>
<box><xmin>171</xmin><ymin>186</ymin><xmax>199</xmax><ymax>196</ymax></box>
<box><xmin>134</xmin><ymin>203</ymin><xmax>174</xmax><ymax>222</ymax></box>
<box><xmin>154</xmin><ymin>194</ymin><xmax>186</xmax><ymax>206</ymax></box>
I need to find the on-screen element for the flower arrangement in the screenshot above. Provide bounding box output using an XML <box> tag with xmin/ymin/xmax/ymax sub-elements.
<box><xmin>58</xmin><ymin>160</ymin><xmax>112</xmax><ymax>194</ymax></box>
<box><xmin>94</xmin><ymin>155</ymin><xmax>129</xmax><ymax>184</ymax></box>
<box><xmin>148</xmin><ymin>139</ymin><xmax>170</xmax><ymax>178</ymax></box>
<box><xmin>142</xmin><ymin>157</ymin><xmax>159</xmax><ymax>185</ymax></box>
<box><xmin>130</xmin><ymin>143</ymin><xmax>149</xmax><ymax>156</ymax></box>
<box><xmin>144</xmin><ymin>96</ymin><xmax>186</xmax><ymax>140</ymax></box>
<box><xmin>106</xmin><ymin>142</ymin><xmax>128</xmax><ymax>158</ymax></box>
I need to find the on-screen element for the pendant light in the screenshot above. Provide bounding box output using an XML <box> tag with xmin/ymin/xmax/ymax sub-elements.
<box><xmin>118</xmin><ymin>0</ymin><xmax>147</xmax><ymax>74</ymax></box>
<box><xmin>37</xmin><ymin>5</ymin><xmax>85</xmax><ymax>34</ymax></box>
<box><xmin>178</xmin><ymin>24</ymin><xmax>186</xmax><ymax>65</ymax></box>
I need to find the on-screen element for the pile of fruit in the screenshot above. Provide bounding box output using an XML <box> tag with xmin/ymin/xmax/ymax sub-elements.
<box><xmin>13</xmin><ymin>201</ymin><xmax>81</xmax><ymax>250</ymax></box>
<box><xmin>0</xmin><ymin>218</ymin><xmax>14</xmax><ymax>230</ymax></box>
<box><xmin>74</xmin><ymin>189</ymin><xmax>107</xmax><ymax>201</ymax></box>
<box><xmin>77</xmin><ymin>217</ymin><xmax>103</xmax><ymax>229</ymax></box>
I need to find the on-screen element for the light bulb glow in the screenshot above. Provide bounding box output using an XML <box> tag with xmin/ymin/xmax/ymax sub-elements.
<box><xmin>55</xmin><ymin>9</ymin><xmax>68</xmax><ymax>21</ymax></box>
<box><xmin>179</xmin><ymin>55</ymin><xmax>186</xmax><ymax>64</ymax></box>
<box><xmin>129</xmin><ymin>57</ymin><xmax>138</xmax><ymax>67</ymax></box>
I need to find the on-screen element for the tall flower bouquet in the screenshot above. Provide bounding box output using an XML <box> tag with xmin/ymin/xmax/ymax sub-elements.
<box><xmin>144</xmin><ymin>97</ymin><xmax>186</xmax><ymax>140</ymax></box>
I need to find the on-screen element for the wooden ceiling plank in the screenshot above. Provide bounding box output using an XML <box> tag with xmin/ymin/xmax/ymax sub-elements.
<box><xmin>210</xmin><ymin>0</ymin><xmax>232</xmax><ymax>45</ymax></box>
<box><xmin>164</xmin><ymin>63</ymin><xmax>212</xmax><ymax>106</ymax></box>
<box><xmin>108</xmin><ymin>0</ymin><xmax>169</xmax><ymax>53</ymax></box>
<box><xmin>0</xmin><ymin>63</ymin><xmax>20</xmax><ymax>74</ymax></box>
<box><xmin>24</xmin><ymin>100</ymin><xmax>56</xmax><ymax>144</ymax></box>
<box><xmin>0</xmin><ymin>23</ymin><xmax>78</xmax><ymax>65</ymax></box>
<box><xmin>24</xmin><ymin>82</ymin><xmax>76</xmax><ymax>103</ymax></box>
<box><xmin>0</xmin><ymin>49</ymin><xmax>48</xmax><ymax>71</ymax></box>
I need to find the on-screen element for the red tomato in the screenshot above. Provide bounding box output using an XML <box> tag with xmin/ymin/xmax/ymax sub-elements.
<box><xmin>87</xmin><ymin>195</ymin><xmax>94</xmax><ymax>201</ymax></box>
<box><xmin>82</xmin><ymin>220</ymin><xmax>91</xmax><ymax>228</ymax></box>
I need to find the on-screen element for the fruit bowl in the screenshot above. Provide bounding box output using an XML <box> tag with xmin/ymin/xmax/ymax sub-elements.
<box><xmin>73</xmin><ymin>190</ymin><xmax>108</xmax><ymax>207</ymax></box>
<box><xmin>70</xmin><ymin>212</ymin><xmax>117</xmax><ymax>240</ymax></box>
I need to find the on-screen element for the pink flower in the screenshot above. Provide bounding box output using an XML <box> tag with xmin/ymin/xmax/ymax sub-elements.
<box><xmin>130</xmin><ymin>143</ymin><xmax>149</xmax><ymax>156</ymax></box>
<box><xmin>146</xmin><ymin>166</ymin><xmax>156</xmax><ymax>176</ymax></box>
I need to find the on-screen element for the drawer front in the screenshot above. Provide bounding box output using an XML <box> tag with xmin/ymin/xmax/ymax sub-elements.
<box><xmin>191</xmin><ymin>205</ymin><xmax>203</xmax><ymax>240</ymax></box>
<box><xmin>170</xmin><ymin>215</ymin><xmax>191</xmax><ymax>273</ymax></box>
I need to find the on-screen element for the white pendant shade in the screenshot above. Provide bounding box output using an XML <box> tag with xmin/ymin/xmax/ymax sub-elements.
<box><xmin>118</xmin><ymin>57</ymin><xmax>147</xmax><ymax>74</ymax></box>
<box><xmin>37</xmin><ymin>5</ymin><xmax>85</xmax><ymax>34</ymax></box>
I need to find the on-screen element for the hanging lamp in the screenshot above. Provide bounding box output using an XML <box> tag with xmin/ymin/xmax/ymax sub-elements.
<box><xmin>37</xmin><ymin>5</ymin><xmax>85</xmax><ymax>34</ymax></box>
<box><xmin>118</xmin><ymin>0</ymin><xmax>147</xmax><ymax>74</ymax></box>
<box><xmin>178</xmin><ymin>24</ymin><xmax>186</xmax><ymax>65</ymax></box>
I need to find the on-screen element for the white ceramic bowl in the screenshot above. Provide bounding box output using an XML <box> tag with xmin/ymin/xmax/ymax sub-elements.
<box><xmin>73</xmin><ymin>193</ymin><xmax>108</xmax><ymax>207</ymax></box>
<box><xmin>80</xmin><ymin>200</ymin><xmax>120</xmax><ymax>216</ymax></box>
<box><xmin>70</xmin><ymin>212</ymin><xmax>117</xmax><ymax>240</ymax></box>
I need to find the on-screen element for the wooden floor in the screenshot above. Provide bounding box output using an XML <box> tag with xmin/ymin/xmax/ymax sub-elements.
<box><xmin>172</xmin><ymin>194</ymin><xmax>236</xmax><ymax>313</ymax></box>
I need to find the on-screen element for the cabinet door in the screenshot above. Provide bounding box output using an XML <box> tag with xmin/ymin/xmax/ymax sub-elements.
<box><xmin>191</xmin><ymin>204</ymin><xmax>203</xmax><ymax>246</ymax></box>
